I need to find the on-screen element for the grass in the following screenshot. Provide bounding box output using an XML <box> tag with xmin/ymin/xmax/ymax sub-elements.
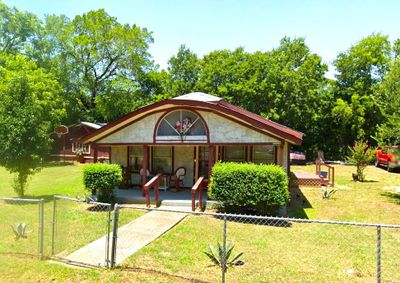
<box><xmin>0</xmin><ymin>163</ymin><xmax>150</xmax><ymax>283</ymax></box>
<box><xmin>125</xmin><ymin>164</ymin><xmax>400</xmax><ymax>282</ymax></box>
<box><xmin>1</xmin><ymin>163</ymin><xmax>400</xmax><ymax>282</ymax></box>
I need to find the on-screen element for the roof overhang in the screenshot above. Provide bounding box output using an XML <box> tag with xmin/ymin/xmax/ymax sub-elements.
<box><xmin>81</xmin><ymin>99</ymin><xmax>304</xmax><ymax>145</ymax></box>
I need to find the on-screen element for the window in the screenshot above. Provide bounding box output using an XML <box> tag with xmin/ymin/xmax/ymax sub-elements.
<box><xmin>129</xmin><ymin>146</ymin><xmax>144</xmax><ymax>172</ymax></box>
<box><xmin>153</xmin><ymin>147</ymin><xmax>173</xmax><ymax>174</ymax></box>
<box><xmin>199</xmin><ymin>146</ymin><xmax>210</xmax><ymax>177</ymax></box>
<box><xmin>156</xmin><ymin>110</ymin><xmax>207</xmax><ymax>142</ymax></box>
<box><xmin>252</xmin><ymin>145</ymin><xmax>275</xmax><ymax>164</ymax></box>
<box><xmin>223</xmin><ymin>146</ymin><xmax>246</xmax><ymax>162</ymax></box>
<box><xmin>72</xmin><ymin>143</ymin><xmax>90</xmax><ymax>154</ymax></box>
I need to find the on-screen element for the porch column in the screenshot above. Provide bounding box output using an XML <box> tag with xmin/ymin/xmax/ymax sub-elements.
<box><xmin>207</xmin><ymin>145</ymin><xmax>214</xmax><ymax>179</ymax></box>
<box><xmin>277</xmin><ymin>143</ymin><xmax>283</xmax><ymax>166</ymax></box>
<box><xmin>93</xmin><ymin>143</ymin><xmax>98</xmax><ymax>163</ymax></box>
<box><xmin>142</xmin><ymin>145</ymin><xmax>148</xmax><ymax>188</ymax></box>
<box><xmin>195</xmin><ymin>146</ymin><xmax>199</xmax><ymax>181</ymax></box>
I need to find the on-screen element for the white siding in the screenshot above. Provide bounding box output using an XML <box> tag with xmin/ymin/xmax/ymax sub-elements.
<box><xmin>98</xmin><ymin>113</ymin><xmax>163</xmax><ymax>144</ymax></box>
<box><xmin>199</xmin><ymin>111</ymin><xmax>280</xmax><ymax>144</ymax></box>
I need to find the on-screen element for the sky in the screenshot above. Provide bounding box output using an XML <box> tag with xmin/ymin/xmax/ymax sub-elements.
<box><xmin>3</xmin><ymin>0</ymin><xmax>400</xmax><ymax>78</ymax></box>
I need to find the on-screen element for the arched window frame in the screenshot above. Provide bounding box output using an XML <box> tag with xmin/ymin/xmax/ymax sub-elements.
<box><xmin>154</xmin><ymin>109</ymin><xmax>209</xmax><ymax>143</ymax></box>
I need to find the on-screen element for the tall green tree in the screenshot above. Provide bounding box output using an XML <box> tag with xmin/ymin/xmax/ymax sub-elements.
<box><xmin>168</xmin><ymin>45</ymin><xmax>201</xmax><ymax>96</ymax></box>
<box><xmin>0</xmin><ymin>2</ymin><xmax>41</xmax><ymax>54</ymax></box>
<box><xmin>50</xmin><ymin>9</ymin><xmax>154</xmax><ymax>122</ymax></box>
<box><xmin>374</xmin><ymin>59</ymin><xmax>400</xmax><ymax>145</ymax></box>
<box><xmin>332</xmin><ymin>34</ymin><xmax>391</xmax><ymax>147</ymax></box>
<box><xmin>195</xmin><ymin>39</ymin><xmax>330</xmax><ymax>158</ymax></box>
<box><xmin>0</xmin><ymin>54</ymin><xmax>64</xmax><ymax>196</ymax></box>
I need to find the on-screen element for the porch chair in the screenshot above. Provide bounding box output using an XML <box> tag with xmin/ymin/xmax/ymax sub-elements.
<box><xmin>139</xmin><ymin>168</ymin><xmax>151</xmax><ymax>185</ymax></box>
<box><xmin>170</xmin><ymin>167</ymin><xmax>186</xmax><ymax>191</ymax></box>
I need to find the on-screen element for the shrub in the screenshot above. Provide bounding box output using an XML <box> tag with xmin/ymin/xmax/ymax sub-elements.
<box><xmin>83</xmin><ymin>163</ymin><xmax>122</xmax><ymax>202</ymax></box>
<box><xmin>347</xmin><ymin>140</ymin><xmax>375</xmax><ymax>182</ymax></box>
<box><xmin>208</xmin><ymin>162</ymin><xmax>289</xmax><ymax>214</ymax></box>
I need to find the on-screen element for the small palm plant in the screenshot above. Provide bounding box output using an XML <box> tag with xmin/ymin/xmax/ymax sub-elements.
<box><xmin>10</xmin><ymin>223</ymin><xmax>32</xmax><ymax>240</ymax></box>
<box><xmin>204</xmin><ymin>241</ymin><xmax>244</xmax><ymax>278</ymax></box>
<box><xmin>321</xmin><ymin>186</ymin><xmax>337</xmax><ymax>199</ymax></box>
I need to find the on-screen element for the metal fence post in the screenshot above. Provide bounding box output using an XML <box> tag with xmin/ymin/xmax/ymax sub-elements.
<box><xmin>222</xmin><ymin>214</ymin><xmax>227</xmax><ymax>283</ymax></box>
<box><xmin>38</xmin><ymin>198</ymin><xmax>44</xmax><ymax>260</ymax></box>
<box><xmin>51</xmin><ymin>197</ymin><xmax>57</xmax><ymax>256</ymax></box>
<box><xmin>377</xmin><ymin>225</ymin><xmax>381</xmax><ymax>283</ymax></box>
<box><xmin>105</xmin><ymin>204</ymin><xmax>112</xmax><ymax>267</ymax></box>
<box><xmin>110</xmin><ymin>203</ymin><xmax>120</xmax><ymax>268</ymax></box>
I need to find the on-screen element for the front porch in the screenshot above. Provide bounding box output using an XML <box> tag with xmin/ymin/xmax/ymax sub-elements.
<box><xmin>114</xmin><ymin>187</ymin><xmax>209</xmax><ymax>208</ymax></box>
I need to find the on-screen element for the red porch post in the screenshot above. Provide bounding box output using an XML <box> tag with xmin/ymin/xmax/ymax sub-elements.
<box><xmin>93</xmin><ymin>143</ymin><xmax>98</xmax><ymax>163</ymax></box>
<box><xmin>142</xmin><ymin>145</ymin><xmax>148</xmax><ymax>193</ymax></box>
<box><xmin>207</xmin><ymin>145</ymin><xmax>214</xmax><ymax>180</ymax></box>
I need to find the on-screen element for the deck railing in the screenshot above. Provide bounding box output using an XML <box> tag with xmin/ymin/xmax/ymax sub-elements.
<box><xmin>316</xmin><ymin>161</ymin><xmax>335</xmax><ymax>187</ymax></box>
<box><xmin>143</xmin><ymin>173</ymin><xmax>162</xmax><ymax>207</ymax></box>
<box><xmin>191</xmin><ymin>176</ymin><xmax>205</xmax><ymax>211</ymax></box>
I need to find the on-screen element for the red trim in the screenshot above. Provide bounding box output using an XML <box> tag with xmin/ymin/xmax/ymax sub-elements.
<box><xmin>153</xmin><ymin>108</ymin><xmax>210</xmax><ymax>143</ymax></box>
<box><xmin>81</xmin><ymin>99</ymin><xmax>303</xmax><ymax>145</ymax></box>
<box><xmin>287</xmin><ymin>143</ymin><xmax>291</xmax><ymax>173</ymax></box>
<box><xmin>95</xmin><ymin>142</ymin><xmax>279</xmax><ymax>146</ymax></box>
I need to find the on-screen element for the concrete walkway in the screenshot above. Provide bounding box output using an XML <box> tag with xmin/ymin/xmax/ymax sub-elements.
<box><xmin>64</xmin><ymin>207</ymin><xmax>188</xmax><ymax>267</ymax></box>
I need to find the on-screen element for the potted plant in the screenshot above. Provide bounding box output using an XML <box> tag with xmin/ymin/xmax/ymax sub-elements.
<box><xmin>75</xmin><ymin>147</ymin><xmax>85</xmax><ymax>163</ymax></box>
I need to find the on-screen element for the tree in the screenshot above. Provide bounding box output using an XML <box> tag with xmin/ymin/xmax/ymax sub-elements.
<box><xmin>374</xmin><ymin>59</ymin><xmax>400</xmax><ymax>145</ymax></box>
<box><xmin>0</xmin><ymin>54</ymin><xmax>64</xmax><ymax>196</ymax></box>
<box><xmin>48</xmin><ymin>9</ymin><xmax>154</xmax><ymax>122</ymax></box>
<box><xmin>168</xmin><ymin>45</ymin><xmax>201</xmax><ymax>96</ymax></box>
<box><xmin>332</xmin><ymin>34</ymin><xmax>392</xmax><ymax>147</ymax></box>
<box><xmin>195</xmin><ymin>39</ymin><xmax>330</xmax><ymax>158</ymax></box>
<box><xmin>0</xmin><ymin>2</ymin><xmax>41</xmax><ymax>54</ymax></box>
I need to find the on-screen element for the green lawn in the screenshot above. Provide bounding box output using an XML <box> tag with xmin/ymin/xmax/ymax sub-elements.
<box><xmin>1</xmin><ymin>163</ymin><xmax>400</xmax><ymax>282</ymax></box>
<box><xmin>0</xmin><ymin>163</ymin><xmax>149</xmax><ymax>283</ymax></box>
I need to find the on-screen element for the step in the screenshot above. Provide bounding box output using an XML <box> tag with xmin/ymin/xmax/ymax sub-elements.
<box><xmin>160</xmin><ymin>199</ymin><xmax>193</xmax><ymax>207</ymax></box>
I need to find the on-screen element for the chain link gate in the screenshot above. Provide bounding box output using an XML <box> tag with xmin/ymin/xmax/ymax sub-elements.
<box><xmin>51</xmin><ymin>195</ymin><xmax>113</xmax><ymax>267</ymax></box>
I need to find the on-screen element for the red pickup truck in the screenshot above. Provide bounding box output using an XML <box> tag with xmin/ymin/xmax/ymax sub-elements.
<box><xmin>375</xmin><ymin>146</ymin><xmax>400</xmax><ymax>172</ymax></box>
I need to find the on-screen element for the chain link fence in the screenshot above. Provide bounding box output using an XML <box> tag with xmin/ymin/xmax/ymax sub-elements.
<box><xmin>110</xmin><ymin>206</ymin><xmax>400</xmax><ymax>283</ymax></box>
<box><xmin>0</xmin><ymin>197</ymin><xmax>44</xmax><ymax>259</ymax></box>
<box><xmin>50</xmin><ymin>195</ymin><xmax>112</xmax><ymax>267</ymax></box>
<box><xmin>1</xmin><ymin>195</ymin><xmax>399</xmax><ymax>282</ymax></box>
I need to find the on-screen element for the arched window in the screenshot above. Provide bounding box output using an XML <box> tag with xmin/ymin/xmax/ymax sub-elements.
<box><xmin>156</xmin><ymin>110</ymin><xmax>208</xmax><ymax>142</ymax></box>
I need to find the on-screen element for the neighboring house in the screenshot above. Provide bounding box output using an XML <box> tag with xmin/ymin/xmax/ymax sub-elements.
<box><xmin>51</xmin><ymin>122</ymin><xmax>110</xmax><ymax>163</ymax></box>
<box><xmin>82</xmin><ymin>92</ymin><xmax>303</xmax><ymax>187</ymax></box>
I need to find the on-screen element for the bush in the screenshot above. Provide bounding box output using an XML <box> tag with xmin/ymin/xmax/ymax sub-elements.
<box><xmin>347</xmin><ymin>140</ymin><xmax>375</xmax><ymax>182</ymax></box>
<box><xmin>83</xmin><ymin>163</ymin><xmax>122</xmax><ymax>203</ymax></box>
<box><xmin>208</xmin><ymin>162</ymin><xmax>289</xmax><ymax>215</ymax></box>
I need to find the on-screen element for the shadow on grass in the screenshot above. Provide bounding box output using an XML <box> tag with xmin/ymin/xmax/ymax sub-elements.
<box><xmin>42</xmin><ymin>161</ymin><xmax>75</xmax><ymax>168</ymax></box>
<box><xmin>287</xmin><ymin>186</ymin><xmax>311</xmax><ymax>219</ymax></box>
<box><xmin>381</xmin><ymin>191</ymin><xmax>400</xmax><ymax>205</ymax></box>
<box><xmin>116</xmin><ymin>266</ymin><xmax>210</xmax><ymax>283</ymax></box>
<box><xmin>352</xmin><ymin>180</ymin><xmax>379</xmax><ymax>183</ymax></box>
<box><xmin>87</xmin><ymin>204</ymin><xmax>112</xmax><ymax>212</ymax></box>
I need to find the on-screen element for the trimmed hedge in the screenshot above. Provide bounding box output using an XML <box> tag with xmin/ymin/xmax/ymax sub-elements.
<box><xmin>83</xmin><ymin>163</ymin><xmax>122</xmax><ymax>202</ymax></box>
<box><xmin>208</xmin><ymin>162</ymin><xmax>289</xmax><ymax>214</ymax></box>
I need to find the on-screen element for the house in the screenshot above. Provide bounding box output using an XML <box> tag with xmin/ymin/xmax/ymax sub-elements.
<box><xmin>82</xmin><ymin>92</ymin><xmax>303</xmax><ymax>188</ymax></box>
<box><xmin>51</xmin><ymin>122</ymin><xmax>110</xmax><ymax>163</ymax></box>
